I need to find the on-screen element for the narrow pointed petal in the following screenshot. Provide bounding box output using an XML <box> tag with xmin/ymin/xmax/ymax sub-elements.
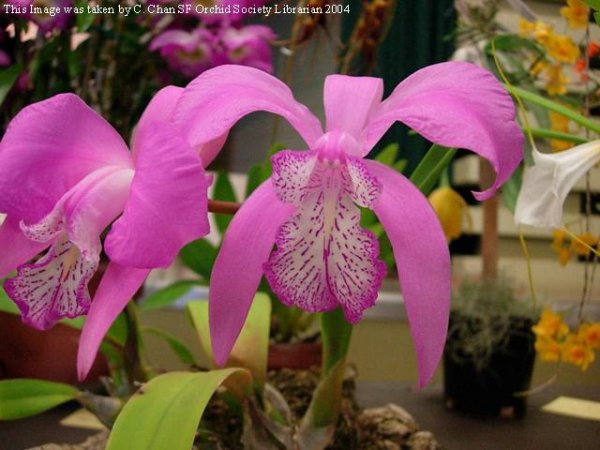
<box><xmin>210</xmin><ymin>180</ymin><xmax>294</xmax><ymax>367</ymax></box>
<box><xmin>131</xmin><ymin>86</ymin><xmax>184</xmax><ymax>158</ymax></box>
<box><xmin>0</xmin><ymin>216</ymin><xmax>48</xmax><ymax>279</ymax></box>
<box><xmin>323</xmin><ymin>75</ymin><xmax>383</xmax><ymax>150</ymax></box>
<box><xmin>364</xmin><ymin>160</ymin><xmax>450</xmax><ymax>388</ymax></box>
<box><xmin>5</xmin><ymin>236</ymin><xmax>96</xmax><ymax>330</ymax></box>
<box><xmin>104</xmin><ymin>123</ymin><xmax>210</xmax><ymax>269</ymax></box>
<box><xmin>175</xmin><ymin>65</ymin><xmax>323</xmax><ymax>150</ymax></box>
<box><xmin>363</xmin><ymin>62</ymin><xmax>523</xmax><ymax>200</ymax></box>
<box><xmin>515</xmin><ymin>142</ymin><xmax>600</xmax><ymax>229</ymax></box>
<box><xmin>0</xmin><ymin>94</ymin><xmax>132</xmax><ymax>223</ymax></box>
<box><xmin>77</xmin><ymin>263</ymin><xmax>150</xmax><ymax>380</ymax></box>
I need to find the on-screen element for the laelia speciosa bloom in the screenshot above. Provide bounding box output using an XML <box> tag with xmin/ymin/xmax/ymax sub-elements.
<box><xmin>221</xmin><ymin>25</ymin><xmax>276</xmax><ymax>73</ymax></box>
<box><xmin>515</xmin><ymin>141</ymin><xmax>600</xmax><ymax>229</ymax></box>
<box><xmin>0</xmin><ymin>89</ymin><xmax>210</xmax><ymax>378</ymax></box>
<box><xmin>175</xmin><ymin>62</ymin><xmax>523</xmax><ymax>386</ymax></box>
<box><xmin>150</xmin><ymin>28</ymin><xmax>217</xmax><ymax>78</ymax></box>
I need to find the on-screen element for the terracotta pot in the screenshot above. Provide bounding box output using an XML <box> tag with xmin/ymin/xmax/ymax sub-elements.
<box><xmin>267</xmin><ymin>342</ymin><xmax>322</xmax><ymax>370</ymax></box>
<box><xmin>0</xmin><ymin>311</ymin><xmax>108</xmax><ymax>384</ymax></box>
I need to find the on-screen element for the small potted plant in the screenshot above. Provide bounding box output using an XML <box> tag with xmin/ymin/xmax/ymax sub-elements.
<box><xmin>443</xmin><ymin>277</ymin><xmax>539</xmax><ymax>418</ymax></box>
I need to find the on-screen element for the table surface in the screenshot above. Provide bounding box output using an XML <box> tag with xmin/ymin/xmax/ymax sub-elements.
<box><xmin>1</xmin><ymin>383</ymin><xmax>599</xmax><ymax>449</ymax></box>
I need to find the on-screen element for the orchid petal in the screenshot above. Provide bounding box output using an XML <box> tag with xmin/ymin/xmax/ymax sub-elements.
<box><xmin>132</xmin><ymin>86</ymin><xmax>184</xmax><ymax>158</ymax></box>
<box><xmin>0</xmin><ymin>94</ymin><xmax>132</xmax><ymax>223</ymax></box>
<box><xmin>175</xmin><ymin>65</ymin><xmax>323</xmax><ymax>150</ymax></box>
<box><xmin>209</xmin><ymin>180</ymin><xmax>294</xmax><ymax>367</ymax></box>
<box><xmin>266</xmin><ymin>150</ymin><xmax>386</xmax><ymax>323</ymax></box>
<box><xmin>4</xmin><ymin>236</ymin><xmax>96</xmax><ymax>330</ymax></box>
<box><xmin>515</xmin><ymin>142</ymin><xmax>600</xmax><ymax>229</ymax></box>
<box><xmin>0</xmin><ymin>216</ymin><xmax>47</xmax><ymax>279</ymax></box>
<box><xmin>105</xmin><ymin>122</ymin><xmax>210</xmax><ymax>269</ymax></box>
<box><xmin>363</xmin><ymin>62</ymin><xmax>523</xmax><ymax>200</ymax></box>
<box><xmin>324</xmin><ymin>75</ymin><xmax>383</xmax><ymax>147</ymax></box>
<box><xmin>77</xmin><ymin>263</ymin><xmax>150</xmax><ymax>380</ymax></box>
<box><xmin>364</xmin><ymin>160</ymin><xmax>451</xmax><ymax>388</ymax></box>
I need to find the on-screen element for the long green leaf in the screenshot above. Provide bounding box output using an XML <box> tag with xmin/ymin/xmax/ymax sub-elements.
<box><xmin>0</xmin><ymin>379</ymin><xmax>79</xmax><ymax>420</ymax></box>
<box><xmin>0</xmin><ymin>65</ymin><xmax>21</xmax><ymax>108</ymax></box>
<box><xmin>139</xmin><ymin>280</ymin><xmax>200</xmax><ymax>313</ymax></box>
<box><xmin>525</xmin><ymin>127</ymin><xmax>588</xmax><ymax>144</ymax></box>
<box><xmin>0</xmin><ymin>285</ymin><xmax>18</xmax><ymax>314</ymax></box>
<box><xmin>106</xmin><ymin>370</ymin><xmax>251</xmax><ymax>450</ymax></box>
<box><xmin>187</xmin><ymin>293</ymin><xmax>271</xmax><ymax>390</ymax></box>
<box><xmin>179</xmin><ymin>239</ymin><xmax>218</xmax><ymax>280</ymax></box>
<box><xmin>141</xmin><ymin>327</ymin><xmax>197</xmax><ymax>366</ymax></box>
<box><xmin>374</xmin><ymin>143</ymin><xmax>400</xmax><ymax>166</ymax></box>
<box><xmin>409</xmin><ymin>144</ymin><xmax>457</xmax><ymax>196</ymax></box>
<box><xmin>507</xmin><ymin>85</ymin><xmax>600</xmax><ymax>135</ymax></box>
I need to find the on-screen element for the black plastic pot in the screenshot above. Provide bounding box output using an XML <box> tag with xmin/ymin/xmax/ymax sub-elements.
<box><xmin>443</xmin><ymin>312</ymin><xmax>536</xmax><ymax>418</ymax></box>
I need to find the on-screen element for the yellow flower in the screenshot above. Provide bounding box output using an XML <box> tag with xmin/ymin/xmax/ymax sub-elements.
<box><xmin>560</xmin><ymin>0</ymin><xmax>590</xmax><ymax>29</ymax></box>
<box><xmin>578</xmin><ymin>323</ymin><xmax>600</xmax><ymax>349</ymax></box>
<box><xmin>519</xmin><ymin>18</ymin><xmax>537</xmax><ymax>37</ymax></box>
<box><xmin>428</xmin><ymin>187</ymin><xmax>470</xmax><ymax>242</ymax></box>
<box><xmin>549</xmin><ymin>111</ymin><xmax>574</xmax><ymax>152</ymax></box>
<box><xmin>551</xmin><ymin>229</ymin><xmax>567</xmax><ymax>250</ymax></box>
<box><xmin>543</xmin><ymin>64</ymin><xmax>569</xmax><ymax>96</ymax></box>
<box><xmin>533</xmin><ymin>308</ymin><xmax>570</xmax><ymax>339</ymax></box>
<box><xmin>535</xmin><ymin>336</ymin><xmax>563</xmax><ymax>362</ymax></box>
<box><xmin>562</xmin><ymin>335</ymin><xmax>595</xmax><ymax>370</ymax></box>
<box><xmin>546</xmin><ymin>34</ymin><xmax>580</xmax><ymax>64</ymax></box>
<box><xmin>570</xmin><ymin>232</ymin><xmax>599</xmax><ymax>256</ymax></box>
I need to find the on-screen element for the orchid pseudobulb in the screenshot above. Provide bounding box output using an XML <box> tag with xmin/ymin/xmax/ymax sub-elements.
<box><xmin>175</xmin><ymin>62</ymin><xmax>523</xmax><ymax>386</ymax></box>
<box><xmin>0</xmin><ymin>88</ymin><xmax>211</xmax><ymax>379</ymax></box>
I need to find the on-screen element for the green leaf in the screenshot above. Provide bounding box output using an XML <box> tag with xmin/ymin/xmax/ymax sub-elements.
<box><xmin>75</xmin><ymin>0</ymin><xmax>96</xmax><ymax>31</ymax></box>
<box><xmin>394</xmin><ymin>159</ymin><xmax>408</xmax><ymax>173</ymax></box>
<box><xmin>506</xmin><ymin>85</ymin><xmax>600</xmax><ymax>135</ymax></box>
<box><xmin>0</xmin><ymin>65</ymin><xmax>21</xmax><ymax>109</ymax></box>
<box><xmin>486</xmin><ymin>34</ymin><xmax>543</xmax><ymax>55</ymax></box>
<box><xmin>297</xmin><ymin>360</ymin><xmax>346</xmax><ymax>448</ymax></box>
<box><xmin>410</xmin><ymin>144</ymin><xmax>457</xmax><ymax>196</ymax></box>
<box><xmin>142</xmin><ymin>327</ymin><xmax>198</xmax><ymax>366</ymax></box>
<box><xmin>187</xmin><ymin>293</ymin><xmax>271</xmax><ymax>390</ymax></box>
<box><xmin>374</xmin><ymin>143</ymin><xmax>399</xmax><ymax>166</ymax></box>
<box><xmin>583</xmin><ymin>0</ymin><xmax>600</xmax><ymax>11</ymax></box>
<box><xmin>320</xmin><ymin>309</ymin><xmax>352</xmax><ymax>375</ymax></box>
<box><xmin>245</xmin><ymin>163</ymin><xmax>272</xmax><ymax>198</ymax></box>
<box><xmin>595</xmin><ymin>11</ymin><xmax>600</xmax><ymax>25</ymax></box>
<box><xmin>213</xmin><ymin>172</ymin><xmax>237</xmax><ymax>236</ymax></box>
<box><xmin>268</xmin><ymin>143</ymin><xmax>287</xmax><ymax>156</ymax></box>
<box><xmin>179</xmin><ymin>239</ymin><xmax>218</xmax><ymax>280</ymax></box>
<box><xmin>140</xmin><ymin>280</ymin><xmax>200</xmax><ymax>313</ymax></box>
<box><xmin>106</xmin><ymin>370</ymin><xmax>251</xmax><ymax>450</ymax></box>
<box><xmin>501</xmin><ymin>164</ymin><xmax>523</xmax><ymax>214</ymax></box>
<box><xmin>0</xmin><ymin>379</ymin><xmax>79</xmax><ymax>420</ymax></box>
<box><xmin>0</xmin><ymin>285</ymin><xmax>18</xmax><ymax>314</ymax></box>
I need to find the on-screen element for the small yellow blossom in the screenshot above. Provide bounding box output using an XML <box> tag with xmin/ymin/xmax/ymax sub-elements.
<box><xmin>562</xmin><ymin>335</ymin><xmax>595</xmax><ymax>370</ymax></box>
<box><xmin>560</xmin><ymin>0</ymin><xmax>590</xmax><ymax>29</ymax></box>
<box><xmin>518</xmin><ymin>18</ymin><xmax>537</xmax><ymax>36</ymax></box>
<box><xmin>533</xmin><ymin>308</ymin><xmax>570</xmax><ymax>339</ymax></box>
<box><xmin>535</xmin><ymin>336</ymin><xmax>563</xmax><ymax>362</ymax></box>
<box><xmin>578</xmin><ymin>323</ymin><xmax>600</xmax><ymax>349</ymax></box>
<box><xmin>428</xmin><ymin>187</ymin><xmax>471</xmax><ymax>242</ymax></box>
<box><xmin>551</xmin><ymin>229</ymin><xmax>567</xmax><ymax>250</ymax></box>
<box><xmin>519</xmin><ymin>19</ymin><xmax>554</xmax><ymax>46</ymax></box>
<box><xmin>570</xmin><ymin>232</ymin><xmax>599</xmax><ymax>256</ymax></box>
<box><xmin>543</xmin><ymin>64</ymin><xmax>569</xmax><ymax>96</ymax></box>
<box><xmin>549</xmin><ymin>111</ymin><xmax>574</xmax><ymax>152</ymax></box>
<box><xmin>546</xmin><ymin>34</ymin><xmax>580</xmax><ymax>64</ymax></box>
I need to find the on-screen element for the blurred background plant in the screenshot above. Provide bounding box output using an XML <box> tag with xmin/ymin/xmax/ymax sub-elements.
<box><xmin>0</xmin><ymin>0</ymin><xmax>276</xmax><ymax>140</ymax></box>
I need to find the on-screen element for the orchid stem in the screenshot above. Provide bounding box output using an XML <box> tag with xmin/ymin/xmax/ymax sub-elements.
<box><xmin>321</xmin><ymin>308</ymin><xmax>352</xmax><ymax>375</ymax></box>
<box><xmin>524</xmin><ymin>127</ymin><xmax>588</xmax><ymax>145</ymax></box>
<box><xmin>208</xmin><ymin>199</ymin><xmax>241</xmax><ymax>215</ymax></box>
<box><xmin>123</xmin><ymin>302</ymin><xmax>151</xmax><ymax>388</ymax></box>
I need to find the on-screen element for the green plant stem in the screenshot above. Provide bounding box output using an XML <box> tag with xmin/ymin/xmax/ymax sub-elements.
<box><xmin>123</xmin><ymin>302</ymin><xmax>151</xmax><ymax>389</ymax></box>
<box><xmin>506</xmin><ymin>85</ymin><xmax>600</xmax><ymax>135</ymax></box>
<box><xmin>525</xmin><ymin>127</ymin><xmax>588</xmax><ymax>144</ymax></box>
<box><xmin>321</xmin><ymin>308</ymin><xmax>353</xmax><ymax>375</ymax></box>
<box><xmin>410</xmin><ymin>144</ymin><xmax>458</xmax><ymax>195</ymax></box>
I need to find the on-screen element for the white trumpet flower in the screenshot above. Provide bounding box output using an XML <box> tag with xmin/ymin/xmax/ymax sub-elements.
<box><xmin>515</xmin><ymin>141</ymin><xmax>600</xmax><ymax>229</ymax></box>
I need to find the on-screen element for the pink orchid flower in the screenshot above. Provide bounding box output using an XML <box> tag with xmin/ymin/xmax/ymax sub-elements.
<box><xmin>176</xmin><ymin>62</ymin><xmax>523</xmax><ymax>387</ymax></box>
<box><xmin>0</xmin><ymin>88</ymin><xmax>211</xmax><ymax>379</ymax></box>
